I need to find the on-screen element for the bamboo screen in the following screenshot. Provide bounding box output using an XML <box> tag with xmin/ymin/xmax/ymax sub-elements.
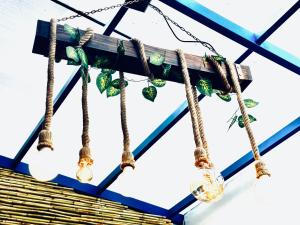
<box><xmin>0</xmin><ymin>168</ymin><xmax>173</xmax><ymax>225</ymax></box>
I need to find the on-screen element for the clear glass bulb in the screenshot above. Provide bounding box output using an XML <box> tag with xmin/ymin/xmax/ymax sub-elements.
<box><xmin>254</xmin><ymin>174</ymin><xmax>273</xmax><ymax>205</ymax></box>
<box><xmin>76</xmin><ymin>161</ymin><xmax>93</xmax><ymax>183</ymax></box>
<box><xmin>120</xmin><ymin>166</ymin><xmax>134</xmax><ymax>196</ymax></box>
<box><xmin>190</xmin><ymin>168</ymin><xmax>224</xmax><ymax>203</ymax></box>
<box><xmin>29</xmin><ymin>147</ymin><xmax>59</xmax><ymax>182</ymax></box>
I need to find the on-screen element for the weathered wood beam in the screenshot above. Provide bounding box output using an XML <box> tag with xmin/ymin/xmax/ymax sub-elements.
<box><xmin>32</xmin><ymin>20</ymin><xmax>252</xmax><ymax>91</ymax></box>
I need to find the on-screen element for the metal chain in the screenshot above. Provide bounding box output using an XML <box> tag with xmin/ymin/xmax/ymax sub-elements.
<box><xmin>149</xmin><ymin>4</ymin><xmax>220</xmax><ymax>56</ymax></box>
<box><xmin>57</xmin><ymin>0</ymin><xmax>140</xmax><ymax>22</ymax></box>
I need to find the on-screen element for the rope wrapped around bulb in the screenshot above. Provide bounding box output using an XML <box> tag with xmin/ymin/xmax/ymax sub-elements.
<box><xmin>207</xmin><ymin>56</ymin><xmax>270</xmax><ymax>179</ymax></box>
<box><xmin>176</xmin><ymin>49</ymin><xmax>211</xmax><ymax>169</ymax></box>
<box><xmin>77</xmin><ymin>28</ymin><xmax>94</xmax><ymax>169</ymax></box>
<box><xmin>119</xmin><ymin>71</ymin><xmax>135</xmax><ymax>170</ymax></box>
<box><xmin>37</xmin><ymin>18</ymin><xmax>57</xmax><ymax>151</ymax></box>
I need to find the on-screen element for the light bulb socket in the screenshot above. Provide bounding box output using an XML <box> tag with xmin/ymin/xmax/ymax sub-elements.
<box><xmin>120</xmin><ymin>151</ymin><xmax>135</xmax><ymax>170</ymax></box>
<box><xmin>255</xmin><ymin>160</ymin><xmax>271</xmax><ymax>179</ymax></box>
<box><xmin>78</xmin><ymin>146</ymin><xmax>93</xmax><ymax>166</ymax></box>
<box><xmin>194</xmin><ymin>147</ymin><xmax>211</xmax><ymax>169</ymax></box>
<box><xmin>37</xmin><ymin>129</ymin><xmax>53</xmax><ymax>150</ymax></box>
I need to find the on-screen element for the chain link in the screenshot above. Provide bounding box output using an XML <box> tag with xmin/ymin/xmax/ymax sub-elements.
<box><xmin>149</xmin><ymin>4</ymin><xmax>220</xmax><ymax>56</ymax></box>
<box><xmin>57</xmin><ymin>0</ymin><xmax>140</xmax><ymax>22</ymax></box>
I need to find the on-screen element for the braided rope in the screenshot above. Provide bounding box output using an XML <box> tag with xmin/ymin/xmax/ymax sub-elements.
<box><xmin>207</xmin><ymin>56</ymin><xmax>232</xmax><ymax>94</ymax></box>
<box><xmin>37</xmin><ymin>19</ymin><xmax>57</xmax><ymax>150</ymax></box>
<box><xmin>176</xmin><ymin>49</ymin><xmax>210</xmax><ymax>169</ymax></box>
<box><xmin>119</xmin><ymin>71</ymin><xmax>135</xmax><ymax>170</ymax></box>
<box><xmin>78</xmin><ymin>28</ymin><xmax>94</xmax><ymax>166</ymax></box>
<box><xmin>192</xmin><ymin>86</ymin><xmax>213</xmax><ymax>166</ymax></box>
<box><xmin>226</xmin><ymin>60</ymin><xmax>270</xmax><ymax>178</ymax></box>
<box><xmin>131</xmin><ymin>38</ymin><xmax>154</xmax><ymax>80</ymax></box>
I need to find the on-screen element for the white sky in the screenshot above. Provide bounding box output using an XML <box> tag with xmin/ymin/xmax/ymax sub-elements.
<box><xmin>0</xmin><ymin>0</ymin><xmax>299</xmax><ymax>213</ymax></box>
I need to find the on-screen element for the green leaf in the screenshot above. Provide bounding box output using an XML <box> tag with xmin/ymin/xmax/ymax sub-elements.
<box><xmin>106</xmin><ymin>86</ymin><xmax>121</xmax><ymax>97</ymax></box>
<box><xmin>76</xmin><ymin>48</ymin><xmax>88</xmax><ymax>69</ymax></box>
<box><xmin>244</xmin><ymin>99</ymin><xmax>259</xmax><ymax>108</ymax></box>
<box><xmin>67</xmin><ymin>59</ymin><xmax>80</xmax><ymax>66</ymax></box>
<box><xmin>92</xmin><ymin>55</ymin><xmax>111</xmax><ymax>68</ymax></box>
<box><xmin>216</xmin><ymin>92</ymin><xmax>231</xmax><ymax>102</ymax></box>
<box><xmin>212</xmin><ymin>55</ymin><xmax>226</xmax><ymax>64</ymax></box>
<box><xmin>149</xmin><ymin>52</ymin><xmax>165</xmax><ymax>66</ymax></box>
<box><xmin>142</xmin><ymin>86</ymin><xmax>157</xmax><ymax>102</ymax></box>
<box><xmin>228</xmin><ymin>115</ymin><xmax>237</xmax><ymax>131</ymax></box>
<box><xmin>66</xmin><ymin>46</ymin><xmax>79</xmax><ymax>63</ymax></box>
<box><xmin>80</xmin><ymin>67</ymin><xmax>91</xmax><ymax>83</ymax></box>
<box><xmin>111</xmin><ymin>79</ymin><xmax>128</xmax><ymax>89</ymax></box>
<box><xmin>196</xmin><ymin>79</ymin><xmax>213</xmax><ymax>96</ymax></box>
<box><xmin>151</xmin><ymin>79</ymin><xmax>166</xmax><ymax>88</ymax></box>
<box><xmin>162</xmin><ymin>64</ymin><xmax>172</xmax><ymax>78</ymax></box>
<box><xmin>117</xmin><ymin>40</ymin><xmax>125</xmax><ymax>56</ymax></box>
<box><xmin>64</xmin><ymin>24</ymin><xmax>77</xmax><ymax>40</ymax></box>
<box><xmin>238</xmin><ymin>115</ymin><xmax>257</xmax><ymax>128</ymax></box>
<box><xmin>101</xmin><ymin>68</ymin><xmax>116</xmax><ymax>75</ymax></box>
<box><xmin>96</xmin><ymin>73</ymin><xmax>112</xmax><ymax>94</ymax></box>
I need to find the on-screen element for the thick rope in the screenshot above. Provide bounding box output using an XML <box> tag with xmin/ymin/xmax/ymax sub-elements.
<box><xmin>119</xmin><ymin>71</ymin><xmax>135</xmax><ymax>170</ymax></box>
<box><xmin>177</xmin><ymin>49</ymin><xmax>210</xmax><ymax>169</ymax></box>
<box><xmin>131</xmin><ymin>38</ymin><xmax>154</xmax><ymax>80</ymax></box>
<box><xmin>207</xmin><ymin>56</ymin><xmax>232</xmax><ymax>94</ymax></box>
<box><xmin>37</xmin><ymin>18</ymin><xmax>57</xmax><ymax>150</ymax></box>
<box><xmin>192</xmin><ymin>86</ymin><xmax>211</xmax><ymax>161</ymax></box>
<box><xmin>120</xmin><ymin>71</ymin><xmax>130</xmax><ymax>151</ymax></box>
<box><xmin>44</xmin><ymin>18</ymin><xmax>57</xmax><ymax>131</ymax></box>
<box><xmin>226</xmin><ymin>60</ymin><xmax>270</xmax><ymax>178</ymax></box>
<box><xmin>77</xmin><ymin>28</ymin><xmax>94</xmax><ymax>166</ymax></box>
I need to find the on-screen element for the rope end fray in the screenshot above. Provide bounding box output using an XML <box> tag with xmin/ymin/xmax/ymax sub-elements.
<box><xmin>120</xmin><ymin>151</ymin><xmax>135</xmax><ymax>170</ymax></box>
<box><xmin>37</xmin><ymin>129</ymin><xmax>54</xmax><ymax>150</ymax></box>
<box><xmin>255</xmin><ymin>160</ymin><xmax>271</xmax><ymax>179</ymax></box>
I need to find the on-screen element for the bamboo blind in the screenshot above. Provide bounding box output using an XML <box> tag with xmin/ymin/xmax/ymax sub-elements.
<box><xmin>0</xmin><ymin>168</ymin><xmax>173</xmax><ymax>225</ymax></box>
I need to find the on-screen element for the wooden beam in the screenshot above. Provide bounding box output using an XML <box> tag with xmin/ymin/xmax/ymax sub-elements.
<box><xmin>32</xmin><ymin>20</ymin><xmax>252</xmax><ymax>91</ymax></box>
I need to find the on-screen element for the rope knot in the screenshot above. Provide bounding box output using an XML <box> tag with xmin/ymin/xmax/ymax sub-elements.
<box><xmin>194</xmin><ymin>147</ymin><xmax>211</xmax><ymax>169</ymax></box>
<box><xmin>37</xmin><ymin>129</ymin><xmax>53</xmax><ymax>150</ymax></box>
<box><xmin>255</xmin><ymin>160</ymin><xmax>271</xmax><ymax>179</ymax></box>
<box><xmin>78</xmin><ymin>146</ymin><xmax>93</xmax><ymax>166</ymax></box>
<box><xmin>120</xmin><ymin>151</ymin><xmax>135</xmax><ymax>170</ymax></box>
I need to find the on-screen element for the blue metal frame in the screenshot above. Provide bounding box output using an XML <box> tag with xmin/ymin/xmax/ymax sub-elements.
<box><xmin>236</xmin><ymin>0</ymin><xmax>300</xmax><ymax>63</ymax></box>
<box><xmin>4</xmin><ymin>0</ymin><xmax>300</xmax><ymax>224</ymax></box>
<box><xmin>0</xmin><ymin>155</ymin><xmax>184</xmax><ymax>224</ymax></box>
<box><xmin>159</xmin><ymin>0</ymin><xmax>300</xmax><ymax>75</ymax></box>
<box><xmin>167</xmin><ymin>116</ymin><xmax>300</xmax><ymax>218</ymax></box>
<box><xmin>97</xmin><ymin>95</ymin><xmax>205</xmax><ymax>193</ymax></box>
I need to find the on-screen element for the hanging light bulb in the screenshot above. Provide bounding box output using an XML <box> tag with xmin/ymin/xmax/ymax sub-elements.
<box><xmin>76</xmin><ymin>159</ymin><xmax>93</xmax><ymax>183</ymax></box>
<box><xmin>29</xmin><ymin>147</ymin><xmax>58</xmax><ymax>182</ymax></box>
<box><xmin>190</xmin><ymin>168</ymin><xmax>224</xmax><ymax>203</ymax></box>
<box><xmin>120</xmin><ymin>166</ymin><xmax>134</xmax><ymax>196</ymax></box>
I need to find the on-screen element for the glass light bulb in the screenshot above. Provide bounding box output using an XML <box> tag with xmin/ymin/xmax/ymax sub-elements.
<box><xmin>120</xmin><ymin>166</ymin><xmax>134</xmax><ymax>196</ymax></box>
<box><xmin>29</xmin><ymin>147</ymin><xmax>58</xmax><ymax>182</ymax></box>
<box><xmin>254</xmin><ymin>174</ymin><xmax>273</xmax><ymax>205</ymax></box>
<box><xmin>76</xmin><ymin>162</ymin><xmax>93</xmax><ymax>183</ymax></box>
<box><xmin>190</xmin><ymin>168</ymin><xmax>224</xmax><ymax>203</ymax></box>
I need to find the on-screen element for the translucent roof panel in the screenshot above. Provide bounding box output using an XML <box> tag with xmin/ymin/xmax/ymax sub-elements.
<box><xmin>0</xmin><ymin>0</ymin><xmax>122</xmax><ymax>158</ymax></box>
<box><xmin>196</xmin><ymin>0</ymin><xmax>299</xmax><ymax>33</ymax></box>
<box><xmin>184</xmin><ymin>132</ymin><xmax>300</xmax><ymax>224</ymax></box>
<box><xmin>115</xmin><ymin>0</ymin><xmax>248</xmax><ymax>58</ymax></box>
<box><xmin>109</xmin><ymin>53</ymin><xmax>300</xmax><ymax>208</ymax></box>
<box><xmin>22</xmin><ymin>70</ymin><xmax>187</xmax><ymax>185</ymax></box>
<box><xmin>268</xmin><ymin>10</ymin><xmax>300</xmax><ymax>57</ymax></box>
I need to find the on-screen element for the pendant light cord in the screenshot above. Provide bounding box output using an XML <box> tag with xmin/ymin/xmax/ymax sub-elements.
<box><xmin>120</xmin><ymin>71</ymin><xmax>135</xmax><ymax>170</ymax></box>
<box><xmin>77</xmin><ymin>28</ymin><xmax>94</xmax><ymax>165</ymax></box>
<box><xmin>177</xmin><ymin>49</ymin><xmax>211</xmax><ymax>169</ymax></box>
<box><xmin>37</xmin><ymin>18</ymin><xmax>57</xmax><ymax>150</ymax></box>
<box><xmin>131</xmin><ymin>38</ymin><xmax>154</xmax><ymax>81</ymax></box>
